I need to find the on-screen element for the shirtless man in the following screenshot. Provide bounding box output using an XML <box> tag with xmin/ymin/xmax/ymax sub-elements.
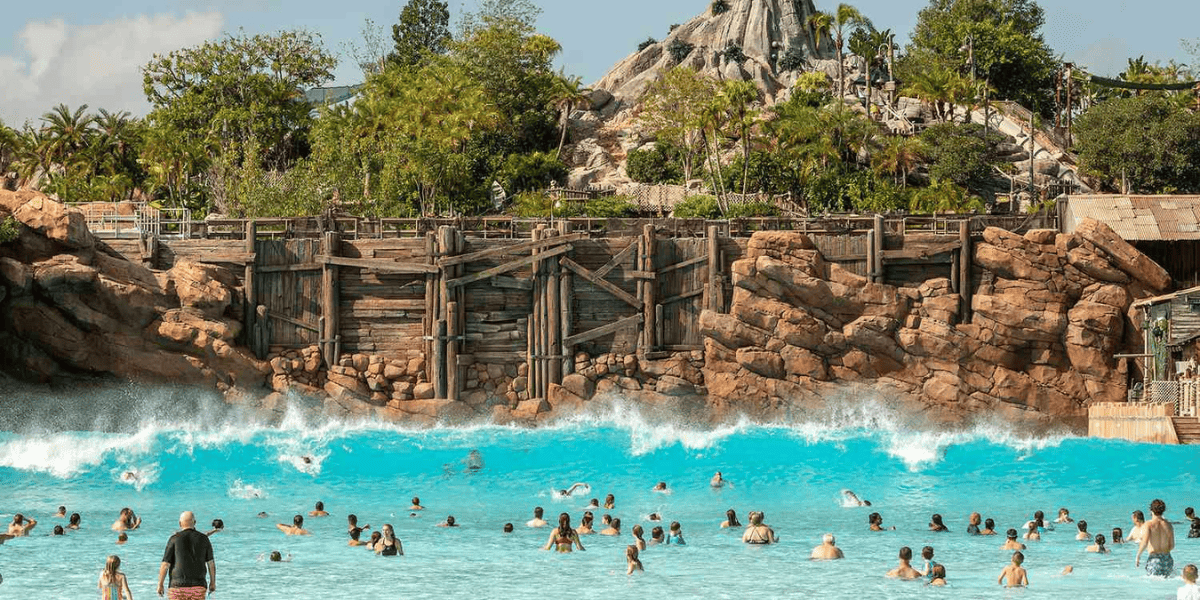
<box><xmin>843</xmin><ymin>490</ymin><xmax>871</xmax><ymax>507</ymax></box>
<box><xmin>811</xmin><ymin>533</ymin><xmax>844</xmax><ymax>560</ymax></box>
<box><xmin>527</xmin><ymin>507</ymin><xmax>548</xmax><ymax>528</ymax></box>
<box><xmin>998</xmin><ymin>551</ymin><xmax>1028</xmax><ymax>587</ymax></box>
<box><xmin>111</xmin><ymin>508</ymin><xmax>140</xmax><ymax>532</ymax></box>
<box><xmin>1076</xmin><ymin>520</ymin><xmax>1091</xmax><ymax>541</ymax></box>
<box><xmin>276</xmin><ymin>515</ymin><xmax>311</xmax><ymax>535</ymax></box>
<box><xmin>710</xmin><ymin>472</ymin><xmax>728</xmax><ymax>488</ymax></box>
<box><xmin>53</xmin><ymin>506</ymin><xmax>66</xmax><ymax>518</ymax></box>
<box><xmin>7</xmin><ymin>514</ymin><xmax>36</xmax><ymax>537</ymax></box>
<box><xmin>1128</xmin><ymin>510</ymin><xmax>1147</xmax><ymax>543</ymax></box>
<box><xmin>1002</xmin><ymin>529</ymin><xmax>1027</xmax><ymax>551</ymax></box>
<box><xmin>409</xmin><ymin>497</ymin><xmax>424</xmax><ymax>510</ymax></box>
<box><xmin>308</xmin><ymin>501</ymin><xmax>329</xmax><ymax>517</ymax></box>
<box><xmin>886</xmin><ymin>546</ymin><xmax>922</xmax><ymax>580</ymax></box>
<box><xmin>1136</xmin><ymin>499</ymin><xmax>1176</xmax><ymax>577</ymax></box>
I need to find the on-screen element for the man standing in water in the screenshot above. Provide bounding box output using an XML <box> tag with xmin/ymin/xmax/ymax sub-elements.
<box><xmin>810</xmin><ymin>534</ymin><xmax>844</xmax><ymax>560</ymax></box>
<box><xmin>157</xmin><ymin>511</ymin><xmax>215</xmax><ymax>599</ymax></box>
<box><xmin>1136</xmin><ymin>499</ymin><xmax>1176</xmax><ymax>577</ymax></box>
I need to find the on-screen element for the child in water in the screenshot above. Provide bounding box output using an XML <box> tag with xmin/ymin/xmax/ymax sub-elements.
<box><xmin>98</xmin><ymin>555</ymin><xmax>133</xmax><ymax>600</ymax></box>
<box><xmin>998</xmin><ymin>551</ymin><xmax>1029</xmax><ymax>587</ymax></box>
<box><xmin>626</xmin><ymin>545</ymin><xmax>644</xmax><ymax>575</ymax></box>
<box><xmin>666</xmin><ymin>522</ymin><xmax>686</xmax><ymax>545</ymax></box>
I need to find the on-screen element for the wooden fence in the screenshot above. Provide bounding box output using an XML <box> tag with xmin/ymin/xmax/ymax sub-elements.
<box><xmin>1088</xmin><ymin>402</ymin><xmax>1179</xmax><ymax>444</ymax></box>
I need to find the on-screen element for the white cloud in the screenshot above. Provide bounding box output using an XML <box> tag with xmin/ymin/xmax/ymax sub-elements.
<box><xmin>0</xmin><ymin>11</ymin><xmax>224</xmax><ymax>127</ymax></box>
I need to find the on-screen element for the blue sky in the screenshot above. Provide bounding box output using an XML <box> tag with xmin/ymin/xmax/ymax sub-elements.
<box><xmin>1</xmin><ymin>0</ymin><xmax>1196</xmax><ymax>126</ymax></box>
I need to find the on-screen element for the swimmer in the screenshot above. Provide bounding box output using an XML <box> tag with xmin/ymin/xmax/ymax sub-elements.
<box><xmin>1056</xmin><ymin>507</ymin><xmax>1074</xmax><ymax>524</ymax></box>
<box><xmin>928</xmin><ymin>514</ymin><xmax>948</xmax><ymax>532</ymax></box>
<box><xmin>117</xmin><ymin>532</ymin><xmax>128</xmax><ymax>545</ymax></box>
<box><xmin>543</xmin><ymin>513</ymin><xmax>584</xmax><ymax>553</ymax></box>
<box><xmin>1002</xmin><ymin>529</ymin><xmax>1026</xmax><ymax>551</ymax></box>
<box><xmin>276</xmin><ymin>515</ymin><xmax>310</xmax><ymax>535</ymax></box>
<box><xmin>1112</xmin><ymin>527</ymin><xmax>1124</xmax><ymax>544</ymax></box>
<box><xmin>920</xmin><ymin>546</ymin><xmax>939</xmax><ymax>582</ymax></box>
<box><xmin>466</xmin><ymin>449</ymin><xmax>484</xmax><ymax>471</ymax></box>
<box><xmin>308</xmin><ymin>501</ymin><xmax>329</xmax><ymax>517</ymax></box>
<box><xmin>998</xmin><ymin>551</ymin><xmax>1028</xmax><ymax>587</ymax></box>
<box><xmin>8</xmin><ymin>514</ymin><xmax>37</xmax><ymax>536</ymax></box>
<box><xmin>1136</xmin><ymin>499</ymin><xmax>1176</xmax><ymax>577</ymax></box>
<box><xmin>585</xmin><ymin>499</ymin><xmax>600</xmax><ymax>509</ymax></box>
<box><xmin>1186</xmin><ymin>507</ymin><xmax>1197</xmax><ymax>524</ymax></box>
<box><xmin>409</xmin><ymin>497</ymin><xmax>424</xmax><ymax>511</ymax></box>
<box><xmin>647</xmin><ymin>513</ymin><xmax>661</xmax><ymax>522</ymax></box>
<box><xmin>366</xmin><ymin>531</ymin><xmax>382</xmax><ymax>551</ymax></box>
<box><xmin>927</xmin><ymin>564</ymin><xmax>947</xmax><ymax>586</ymax></box>
<box><xmin>578</xmin><ymin>513</ymin><xmax>595</xmax><ymax>535</ymax></box>
<box><xmin>811</xmin><ymin>533</ymin><xmax>844</xmax><ymax>560</ymax></box>
<box><xmin>601</xmin><ymin>514</ymin><xmax>612</xmax><ymax>527</ymax></box>
<box><xmin>557</xmin><ymin>483</ymin><xmax>589</xmax><ymax>497</ymax></box>
<box><xmin>600</xmin><ymin>518</ymin><xmax>621</xmax><ymax>536</ymax></box>
<box><xmin>652</xmin><ymin>482</ymin><xmax>668</xmax><ymax>493</ymax></box>
<box><xmin>666</xmin><ymin>521</ymin><xmax>685</xmax><ymax>545</ymax></box>
<box><xmin>301</xmin><ymin>456</ymin><xmax>313</xmax><ymax>465</ymax></box>
<box><xmin>742</xmin><ymin>512</ymin><xmax>777</xmax><ymax>545</ymax></box>
<box><xmin>256</xmin><ymin>512</ymin><xmax>269</xmax><ymax>518</ymax></box>
<box><xmin>98</xmin><ymin>555</ymin><xmax>133</xmax><ymax>600</ymax></box>
<box><xmin>121</xmin><ymin>470</ymin><xmax>140</xmax><ymax>483</ymax></box>
<box><xmin>53</xmin><ymin>506</ymin><xmax>66</xmax><ymax>518</ymax></box>
<box><xmin>1062</xmin><ymin>565</ymin><xmax>1074</xmax><ymax>575</ymax></box>
<box><xmin>980</xmin><ymin>518</ymin><xmax>997</xmax><ymax>535</ymax></box>
<box><xmin>1180</xmin><ymin>564</ymin><xmax>1199</xmax><ymax>600</ymax></box>
<box><xmin>1087</xmin><ymin>533</ymin><xmax>1109</xmax><ymax>553</ymax></box>
<box><xmin>868</xmin><ymin>512</ymin><xmax>894</xmax><ymax>531</ymax></box>
<box><xmin>68</xmin><ymin>513</ymin><xmax>81</xmax><ymax>530</ymax></box>
<box><xmin>967</xmin><ymin>512</ymin><xmax>982</xmax><ymax>535</ymax></box>
<box><xmin>527</xmin><ymin>507</ymin><xmax>548</xmax><ymax>528</ymax></box>
<box><xmin>376</xmin><ymin>524</ymin><xmax>403</xmax><ymax>556</ymax></box>
<box><xmin>348</xmin><ymin>527</ymin><xmax>369</xmax><ymax>546</ymax></box>
<box><xmin>631</xmin><ymin>525</ymin><xmax>647</xmax><ymax>550</ymax></box>
<box><xmin>347</xmin><ymin>514</ymin><xmax>370</xmax><ymax>533</ymax></box>
<box><xmin>886</xmin><ymin>546</ymin><xmax>921</xmax><ymax>580</ymax></box>
<box><xmin>53</xmin><ymin>525</ymin><xmax>65</xmax><ymax>536</ymax></box>
<box><xmin>843</xmin><ymin>490</ymin><xmax>871</xmax><ymax>507</ymax></box>
<box><xmin>1191</xmin><ymin>518</ymin><xmax>1200</xmax><ymax>539</ymax></box>
<box><xmin>1128</xmin><ymin>510</ymin><xmax>1147</xmax><ymax>542</ymax></box>
<box><xmin>1076</xmin><ymin>520</ymin><xmax>1090</xmax><ymax>541</ymax></box>
<box><xmin>110</xmin><ymin>508</ymin><xmax>139</xmax><ymax>532</ymax></box>
<box><xmin>1024</xmin><ymin>524</ymin><xmax>1041</xmax><ymax>541</ymax></box>
<box><xmin>604</xmin><ymin>494</ymin><xmax>615</xmax><ymax>509</ymax></box>
<box><xmin>649</xmin><ymin>526</ymin><xmax>665</xmax><ymax>545</ymax></box>
<box><xmin>626</xmin><ymin>545</ymin><xmax>643</xmax><ymax>575</ymax></box>
<box><xmin>721</xmin><ymin>509</ymin><xmax>742</xmax><ymax>528</ymax></box>
<box><xmin>206</xmin><ymin>519</ymin><xmax>224</xmax><ymax>537</ymax></box>
<box><xmin>438</xmin><ymin>516</ymin><xmax>458</xmax><ymax>528</ymax></box>
<box><xmin>710</xmin><ymin>472</ymin><xmax>728</xmax><ymax>488</ymax></box>
<box><xmin>503</xmin><ymin>523</ymin><xmax>514</xmax><ymax>533</ymax></box>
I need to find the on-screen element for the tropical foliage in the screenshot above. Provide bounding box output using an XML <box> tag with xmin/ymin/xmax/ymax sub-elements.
<box><xmin>1074</xmin><ymin>95</ymin><xmax>1200</xmax><ymax>194</ymax></box>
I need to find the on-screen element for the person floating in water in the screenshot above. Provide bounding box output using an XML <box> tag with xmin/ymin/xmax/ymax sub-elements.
<box><xmin>886</xmin><ymin>546</ymin><xmax>921</xmax><ymax>580</ymax></box>
<box><xmin>928</xmin><ymin>514</ymin><xmax>948</xmax><ymax>532</ymax></box>
<box><xmin>811</xmin><ymin>533</ymin><xmax>844</xmax><ymax>560</ymax></box>
<box><xmin>842</xmin><ymin>490</ymin><xmax>870</xmax><ymax>507</ymax></box>
<box><xmin>116</xmin><ymin>532</ymin><xmax>128</xmax><ymax>545</ymax></box>
<box><xmin>649</xmin><ymin>526</ymin><xmax>665</xmax><ymax>545</ymax></box>
<box><xmin>626</xmin><ymin>545</ymin><xmax>643</xmax><ymax>575</ymax></box>
<box><xmin>869</xmin><ymin>512</ymin><xmax>894</xmax><ymax>531</ymax></box>
<box><xmin>98</xmin><ymin>555</ymin><xmax>133</xmax><ymax>600</ymax></box>
<box><xmin>1136</xmin><ymin>499</ymin><xmax>1176</xmax><ymax>577</ymax></box>
<box><xmin>409</xmin><ymin>497</ymin><xmax>424</xmax><ymax>511</ymax></box>
<box><xmin>1076</xmin><ymin>520</ymin><xmax>1091</xmax><ymax>541</ymax></box>
<box><xmin>53</xmin><ymin>525</ymin><xmax>65</xmax><ymax>536</ymax></box>
<box><xmin>980</xmin><ymin>518</ymin><xmax>997</xmax><ymax>535</ymax></box>
<box><xmin>1056</xmin><ymin>507</ymin><xmax>1074</xmax><ymax>524</ymax></box>
<box><xmin>308</xmin><ymin>502</ymin><xmax>329</xmax><ymax>517</ymax></box>
<box><xmin>1112</xmin><ymin>527</ymin><xmax>1124</xmax><ymax>544</ymax></box>
<box><xmin>438</xmin><ymin>516</ymin><xmax>458</xmax><ymax>528</ymax></box>
<box><xmin>527</xmin><ymin>507</ymin><xmax>547</xmax><ymax>528</ymax></box>
<box><xmin>604</xmin><ymin>494</ymin><xmax>616</xmax><ymax>509</ymax></box>
<box><xmin>502</xmin><ymin>523</ymin><xmax>514</xmax><ymax>533</ymax></box>
<box><xmin>721</xmin><ymin>509</ymin><xmax>741</xmax><ymax>529</ymax></box>
<box><xmin>1002</xmin><ymin>529</ymin><xmax>1026</xmax><ymax>551</ymax></box>
<box><xmin>742</xmin><ymin>512</ymin><xmax>776</xmax><ymax>545</ymax></box>
<box><xmin>998</xmin><ymin>551</ymin><xmax>1028</xmax><ymax>587</ymax></box>
<box><xmin>585</xmin><ymin>498</ymin><xmax>600</xmax><ymax>509</ymax></box>
<box><xmin>68</xmin><ymin>513</ymin><xmax>81</xmax><ymax>530</ymax></box>
<box><xmin>666</xmin><ymin>522</ymin><xmax>685</xmax><ymax>545</ymax></box>
<box><xmin>205</xmin><ymin>519</ymin><xmax>223</xmax><ymax>537</ymax></box>
<box><xmin>276</xmin><ymin>515</ymin><xmax>310</xmax><ymax>536</ymax></box>
<box><xmin>53</xmin><ymin>506</ymin><xmax>66</xmax><ymax>519</ymax></box>
<box><xmin>557</xmin><ymin>483</ymin><xmax>589</xmax><ymax>497</ymax></box>
<box><xmin>710</xmin><ymin>472</ymin><xmax>728</xmax><ymax>488</ymax></box>
<box><xmin>652</xmin><ymin>482</ymin><xmax>668</xmax><ymax>493</ymax></box>
<box><xmin>543</xmin><ymin>513</ymin><xmax>584</xmax><ymax>553</ymax></box>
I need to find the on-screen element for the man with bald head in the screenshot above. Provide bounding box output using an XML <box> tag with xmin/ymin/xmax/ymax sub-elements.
<box><xmin>157</xmin><ymin>511</ymin><xmax>215</xmax><ymax>598</ymax></box>
<box><xmin>811</xmin><ymin>533</ymin><xmax>845</xmax><ymax>560</ymax></box>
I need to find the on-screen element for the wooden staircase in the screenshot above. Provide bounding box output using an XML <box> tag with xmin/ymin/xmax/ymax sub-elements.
<box><xmin>1172</xmin><ymin>417</ymin><xmax>1200</xmax><ymax>444</ymax></box>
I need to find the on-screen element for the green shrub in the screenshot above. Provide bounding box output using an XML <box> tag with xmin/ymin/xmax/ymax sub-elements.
<box><xmin>804</xmin><ymin>170</ymin><xmax>910</xmax><ymax>214</ymax></box>
<box><xmin>726</xmin><ymin>202</ymin><xmax>781</xmax><ymax>218</ymax></box>
<box><xmin>496</xmin><ymin>152</ymin><xmax>567</xmax><ymax>195</ymax></box>
<box><xmin>667</xmin><ymin>39</ymin><xmax>695</xmax><ymax>63</ymax></box>
<box><xmin>583</xmin><ymin>195</ymin><xmax>637</xmax><ymax>217</ymax></box>
<box><xmin>722</xmin><ymin>43</ymin><xmax>746</xmax><ymax>64</ymax></box>
<box><xmin>711</xmin><ymin>0</ymin><xmax>731</xmax><ymax>15</ymax></box>
<box><xmin>779</xmin><ymin>45</ymin><xmax>807</xmax><ymax>71</ymax></box>
<box><xmin>626</xmin><ymin>144</ymin><xmax>683</xmax><ymax>184</ymax></box>
<box><xmin>669</xmin><ymin>23</ymin><xmax>681</xmax><ymax>32</ymax></box>
<box><xmin>672</xmin><ymin>195</ymin><xmax>721</xmax><ymax>218</ymax></box>
<box><xmin>638</xmin><ymin>37</ymin><xmax>657</xmax><ymax>52</ymax></box>
<box><xmin>0</xmin><ymin>215</ymin><xmax>20</xmax><ymax>244</ymax></box>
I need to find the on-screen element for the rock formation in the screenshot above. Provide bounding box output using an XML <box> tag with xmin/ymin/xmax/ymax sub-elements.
<box><xmin>695</xmin><ymin>221</ymin><xmax>1168</xmax><ymax>427</ymax></box>
<box><xmin>0</xmin><ymin>190</ymin><xmax>268</xmax><ymax>395</ymax></box>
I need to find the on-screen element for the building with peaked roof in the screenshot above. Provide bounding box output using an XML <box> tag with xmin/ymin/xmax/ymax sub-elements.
<box><xmin>1061</xmin><ymin>195</ymin><xmax>1200</xmax><ymax>288</ymax></box>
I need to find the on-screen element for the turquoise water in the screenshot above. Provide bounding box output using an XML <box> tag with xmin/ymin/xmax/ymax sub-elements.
<box><xmin>0</xmin><ymin>384</ymin><xmax>1197</xmax><ymax>599</ymax></box>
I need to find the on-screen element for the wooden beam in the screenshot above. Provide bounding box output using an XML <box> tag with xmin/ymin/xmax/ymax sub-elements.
<box><xmin>457</xmin><ymin>351</ymin><xmax>526</xmax><ymax>364</ymax></box>
<box><xmin>438</xmin><ymin>231</ymin><xmax>585</xmax><ymax>268</ymax></box>
<box><xmin>593</xmin><ymin>242</ymin><xmax>638</xmax><ymax>279</ymax></box>
<box><xmin>446</xmin><ymin>244</ymin><xmax>572</xmax><ymax>288</ymax></box>
<box><xmin>491</xmin><ymin>276</ymin><xmax>533</xmax><ymax>290</ymax></box>
<box><xmin>621</xmin><ymin>270</ymin><xmax>657</xmax><ymax>281</ymax></box>
<box><xmin>200</xmin><ymin>253</ymin><xmax>255</xmax><ymax>265</ymax></box>
<box><xmin>660</xmin><ymin>288</ymin><xmax>704</xmax><ymax>305</ymax></box>
<box><xmin>658</xmin><ymin>254</ymin><xmax>708</xmax><ymax>274</ymax></box>
<box><xmin>882</xmin><ymin>241</ymin><xmax>962</xmax><ymax>261</ymax></box>
<box><xmin>258</xmin><ymin>263</ymin><xmax>322</xmax><ymax>273</ymax></box>
<box><xmin>560</xmin><ymin>257</ymin><xmax>643</xmax><ymax>309</ymax></box>
<box><xmin>266</xmin><ymin>311</ymin><xmax>320</xmax><ymax>333</ymax></box>
<box><xmin>321</xmin><ymin>256</ymin><xmax>438</xmax><ymax>274</ymax></box>
<box><xmin>564</xmin><ymin>314</ymin><xmax>644</xmax><ymax>347</ymax></box>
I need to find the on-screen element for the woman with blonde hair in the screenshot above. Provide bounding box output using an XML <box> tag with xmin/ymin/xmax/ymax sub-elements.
<box><xmin>98</xmin><ymin>555</ymin><xmax>133</xmax><ymax>600</ymax></box>
<box><xmin>626</xmin><ymin>545</ymin><xmax>644</xmax><ymax>575</ymax></box>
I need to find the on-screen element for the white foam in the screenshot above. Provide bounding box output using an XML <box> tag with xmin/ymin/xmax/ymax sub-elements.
<box><xmin>112</xmin><ymin>463</ymin><xmax>158</xmax><ymax>491</ymax></box>
<box><xmin>0</xmin><ymin>428</ymin><xmax>158</xmax><ymax>478</ymax></box>
<box><xmin>228</xmin><ymin>479</ymin><xmax>268</xmax><ymax>500</ymax></box>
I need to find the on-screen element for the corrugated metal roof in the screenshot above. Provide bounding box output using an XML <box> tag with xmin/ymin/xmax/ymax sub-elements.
<box><xmin>1064</xmin><ymin>195</ymin><xmax>1200</xmax><ymax>240</ymax></box>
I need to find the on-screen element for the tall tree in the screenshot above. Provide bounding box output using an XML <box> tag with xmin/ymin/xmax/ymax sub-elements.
<box><xmin>873</xmin><ymin>136</ymin><xmax>925</xmax><ymax>187</ymax></box>
<box><xmin>1075</xmin><ymin>95</ymin><xmax>1200</xmax><ymax>194</ymax></box>
<box><xmin>721</xmin><ymin>80</ymin><xmax>760</xmax><ymax>196</ymax></box>
<box><xmin>548</xmin><ymin>71</ymin><xmax>591</xmax><ymax>156</ymax></box>
<box><xmin>389</xmin><ymin>0</ymin><xmax>452</xmax><ymax>67</ymax></box>
<box><xmin>639</xmin><ymin>67</ymin><xmax>719</xmax><ymax>184</ymax></box>
<box><xmin>810</xmin><ymin>4</ymin><xmax>871</xmax><ymax>100</ymax></box>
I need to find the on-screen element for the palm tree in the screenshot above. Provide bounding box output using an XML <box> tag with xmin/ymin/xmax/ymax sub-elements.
<box><xmin>698</xmin><ymin>95</ymin><xmax>731</xmax><ymax>213</ymax></box>
<box><xmin>807</xmin><ymin>12</ymin><xmax>832</xmax><ymax>58</ymax></box>
<box><xmin>904</xmin><ymin>68</ymin><xmax>956</xmax><ymax>123</ymax></box>
<box><xmin>812</xmin><ymin>4</ymin><xmax>871</xmax><ymax>101</ymax></box>
<box><xmin>548</xmin><ymin>71</ymin><xmax>592</xmax><ymax>157</ymax></box>
<box><xmin>846</xmin><ymin>28</ymin><xmax>883</xmax><ymax>119</ymax></box>
<box><xmin>40</xmin><ymin>104</ymin><xmax>94</xmax><ymax>168</ymax></box>
<box><xmin>722</xmin><ymin>80</ymin><xmax>760</xmax><ymax>196</ymax></box>
<box><xmin>873</xmin><ymin>136</ymin><xmax>925</xmax><ymax>187</ymax></box>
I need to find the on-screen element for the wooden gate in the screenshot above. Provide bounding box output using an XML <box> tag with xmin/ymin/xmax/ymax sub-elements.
<box><xmin>253</xmin><ymin>239</ymin><xmax>324</xmax><ymax>351</ymax></box>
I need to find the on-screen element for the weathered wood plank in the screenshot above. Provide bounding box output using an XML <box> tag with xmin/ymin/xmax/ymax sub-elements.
<box><xmin>560</xmin><ymin>257</ymin><xmax>643</xmax><ymax>310</ymax></box>
<box><xmin>658</xmin><ymin>254</ymin><xmax>708</xmax><ymax>274</ymax></box>
<box><xmin>660</xmin><ymin>288</ymin><xmax>704</xmax><ymax>306</ymax></box>
<box><xmin>593</xmin><ymin>242</ymin><xmax>638</xmax><ymax>279</ymax></box>
<box><xmin>321</xmin><ymin>256</ymin><xmax>438</xmax><ymax>274</ymax></box>
<box><xmin>447</xmin><ymin>244</ymin><xmax>572</xmax><ymax>288</ymax></box>
<box><xmin>439</xmin><ymin>232</ymin><xmax>585</xmax><ymax>267</ymax></box>
<box><xmin>491</xmin><ymin>276</ymin><xmax>533</xmax><ymax>290</ymax></box>
<box><xmin>882</xmin><ymin>241</ymin><xmax>962</xmax><ymax>260</ymax></box>
<box><xmin>266</xmin><ymin>311</ymin><xmax>320</xmax><ymax>333</ymax></box>
<box><xmin>259</xmin><ymin>263</ymin><xmax>322</xmax><ymax>273</ymax></box>
<box><xmin>200</xmin><ymin>253</ymin><xmax>255</xmax><ymax>265</ymax></box>
<box><xmin>564</xmin><ymin>314</ymin><xmax>644</xmax><ymax>347</ymax></box>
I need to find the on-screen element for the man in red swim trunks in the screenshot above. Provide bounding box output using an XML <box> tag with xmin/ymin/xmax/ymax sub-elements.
<box><xmin>157</xmin><ymin>511</ymin><xmax>215</xmax><ymax>599</ymax></box>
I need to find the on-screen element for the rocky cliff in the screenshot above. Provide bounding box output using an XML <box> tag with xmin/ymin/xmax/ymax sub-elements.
<box><xmin>696</xmin><ymin>222</ymin><xmax>1168</xmax><ymax>427</ymax></box>
<box><xmin>0</xmin><ymin>191</ymin><xmax>268</xmax><ymax>396</ymax></box>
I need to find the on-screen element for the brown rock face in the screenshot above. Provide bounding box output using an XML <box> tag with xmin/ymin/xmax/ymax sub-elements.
<box><xmin>9</xmin><ymin>194</ymin><xmax>94</xmax><ymax>249</ymax></box>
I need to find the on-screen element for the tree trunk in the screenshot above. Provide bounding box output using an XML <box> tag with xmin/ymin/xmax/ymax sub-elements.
<box><xmin>556</xmin><ymin>110</ymin><xmax>569</xmax><ymax>157</ymax></box>
<box><xmin>863</xmin><ymin>57</ymin><xmax>872</xmax><ymax>120</ymax></box>
<box><xmin>836</xmin><ymin>44</ymin><xmax>845</xmax><ymax>100</ymax></box>
<box><xmin>741</xmin><ymin>119</ymin><xmax>750</xmax><ymax>197</ymax></box>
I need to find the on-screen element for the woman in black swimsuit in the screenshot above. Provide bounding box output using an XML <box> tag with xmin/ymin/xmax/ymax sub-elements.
<box><xmin>743</xmin><ymin>512</ymin><xmax>777</xmax><ymax>544</ymax></box>
<box><xmin>377</xmin><ymin>524</ymin><xmax>403</xmax><ymax>556</ymax></box>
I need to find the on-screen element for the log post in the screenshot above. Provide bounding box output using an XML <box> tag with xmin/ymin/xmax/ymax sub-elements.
<box><xmin>636</xmin><ymin>235</ymin><xmax>645</xmax><ymax>358</ymax></box>
<box><xmin>424</xmin><ymin>232</ymin><xmax>437</xmax><ymax>383</ymax></box>
<box><xmin>245</xmin><ymin>220</ymin><xmax>260</xmax><ymax>358</ymax></box>
<box><xmin>866</xmin><ymin>229</ymin><xmax>876</xmax><ymax>283</ymax></box>
<box><xmin>706</xmin><ymin>225</ymin><xmax>721</xmax><ymax>313</ymax></box>
<box><xmin>531</xmin><ymin>225</ymin><xmax>545</xmax><ymax>398</ymax></box>
<box><xmin>256</xmin><ymin>305</ymin><xmax>269</xmax><ymax>359</ymax></box>
<box><xmin>960</xmin><ymin>219</ymin><xmax>972</xmax><ymax>323</ymax></box>
<box><xmin>435</xmin><ymin>226</ymin><xmax>454</xmax><ymax>398</ymax></box>
<box><xmin>433</xmin><ymin>319</ymin><xmax>447</xmax><ymax>399</ymax></box>
<box><xmin>447</xmin><ymin>301</ymin><xmax>460</xmax><ymax>401</ymax></box>
<box><xmin>547</xmin><ymin>233</ymin><xmax>562</xmax><ymax>387</ymax></box>
<box><xmin>558</xmin><ymin>221</ymin><xmax>573</xmax><ymax>376</ymax></box>
<box><xmin>321</xmin><ymin>231</ymin><xmax>340</xmax><ymax>367</ymax></box>
<box><xmin>873</xmin><ymin>214</ymin><xmax>885</xmax><ymax>284</ymax></box>
<box><xmin>642</xmin><ymin>224</ymin><xmax>656</xmax><ymax>352</ymax></box>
